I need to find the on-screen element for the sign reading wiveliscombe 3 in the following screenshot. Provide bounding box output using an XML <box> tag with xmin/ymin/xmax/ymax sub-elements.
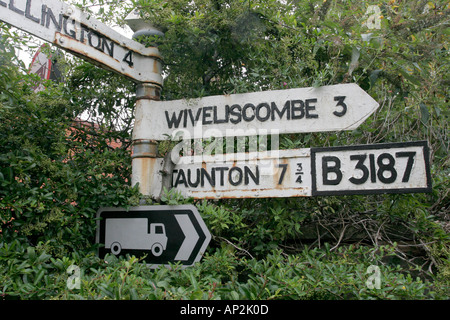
<box><xmin>133</xmin><ymin>83</ymin><xmax>379</xmax><ymax>140</ymax></box>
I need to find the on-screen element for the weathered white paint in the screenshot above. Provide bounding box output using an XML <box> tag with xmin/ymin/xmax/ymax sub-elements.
<box><xmin>148</xmin><ymin>141</ymin><xmax>431</xmax><ymax>199</ymax></box>
<box><xmin>133</xmin><ymin>83</ymin><xmax>379</xmax><ymax>141</ymax></box>
<box><xmin>0</xmin><ymin>0</ymin><xmax>162</xmax><ymax>84</ymax></box>
<box><xmin>156</xmin><ymin>149</ymin><xmax>313</xmax><ymax>199</ymax></box>
<box><xmin>132</xmin><ymin>157</ymin><xmax>164</xmax><ymax>197</ymax></box>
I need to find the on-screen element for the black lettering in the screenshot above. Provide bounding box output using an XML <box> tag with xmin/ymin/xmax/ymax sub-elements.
<box><xmin>45</xmin><ymin>7</ymin><xmax>62</xmax><ymax>31</ymax></box>
<box><xmin>322</xmin><ymin>156</ymin><xmax>342</xmax><ymax>185</ymax></box>
<box><xmin>395</xmin><ymin>151</ymin><xmax>416</xmax><ymax>182</ymax></box>
<box><xmin>271</xmin><ymin>101</ymin><xmax>290</xmax><ymax>120</ymax></box>
<box><xmin>202</xmin><ymin>106</ymin><xmax>212</xmax><ymax>125</ymax></box>
<box><xmin>165</xmin><ymin>110</ymin><xmax>184</xmax><ymax>129</ymax></box>
<box><xmin>63</xmin><ymin>17</ymin><xmax>76</xmax><ymax>39</ymax></box>
<box><xmin>122</xmin><ymin>50</ymin><xmax>133</xmax><ymax>67</ymax></box>
<box><xmin>182</xmin><ymin>109</ymin><xmax>188</xmax><ymax>127</ymax></box>
<box><xmin>349</xmin><ymin>154</ymin><xmax>369</xmax><ymax>185</ymax></box>
<box><xmin>229</xmin><ymin>167</ymin><xmax>243</xmax><ymax>186</ymax></box>
<box><xmin>9</xmin><ymin>0</ymin><xmax>24</xmax><ymax>15</ymax></box>
<box><xmin>201</xmin><ymin>168</ymin><xmax>215</xmax><ymax>187</ymax></box>
<box><xmin>291</xmin><ymin>100</ymin><xmax>305</xmax><ymax>119</ymax></box>
<box><xmin>377</xmin><ymin>153</ymin><xmax>397</xmax><ymax>184</ymax></box>
<box><xmin>244</xmin><ymin>166</ymin><xmax>259</xmax><ymax>185</ymax></box>
<box><xmin>333</xmin><ymin>96</ymin><xmax>347</xmax><ymax>117</ymax></box>
<box><xmin>80</xmin><ymin>25</ymin><xmax>90</xmax><ymax>43</ymax></box>
<box><xmin>25</xmin><ymin>0</ymin><xmax>39</xmax><ymax>23</ymax></box>
<box><xmin>277</xmin><ymin>163</ymin><xmax>288</xmax><ymax>184</ymax></box>
<box><xmin>213</xmin><ymin>106</ymin><xmax>227</xmax><ymax>124</ymax></box>
<box><xmin>369</xmin><ymin>154</ymin><xmax>376</xmax><ymax>183</ymax></box>
<box><xmin>305</xmin><ymin>98</ymin><xmax>318</xmax><ymax>118</ymax></box>
<box><xmin>102</xmin><ymin>38</ymin><xmax>114</xmax><ymax>57</ymax></box>
<box><xmin>0</xmin><ymin>0</ymin><xmax>6</xmax><ymax>8</ymax></box>
<box><xmin>188</xmin><ymin>108</ymin><xmax>202</xmax><ymax>126</ymax></box>
<box><xmin>229</xmin><ymin>104</ymin><xmax>242</xmax><ymax>124</ymax></box>
<box><xmin>174</xmin><ymin>169</ymin><xmax>188</xmax><ymax>188</ymax></box>
<box><xmin>40</xmin><ymin>4</ymin><xmax>46</xmax><ymax>26</ymax></box>
<box><xmin>215</xmin><ymin>167</ymin><xmax>229</xmax><ymax>186</ymax></box>
<box><xmin>256</xmin><ymin>103</ymin><xmax>270</xmax><ymax>122</ymax></box>
<box><xmin>242</xmin><ymin>103</ymin><xmax>255</xmax><ymax>122</ymax></box>
<box><xmin>187</xmin><ymin>168</ymin><xmax>200</xmax><ymax>187</ymax></box>
<box><xmin>88</xmin><ymin>31</ymin><xmax>102</xmax><ymax>50</ymax></box>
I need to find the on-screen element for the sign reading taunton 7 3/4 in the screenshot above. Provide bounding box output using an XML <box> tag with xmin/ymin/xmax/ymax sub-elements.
<box><xmin>166</xmin><ymin>141</ymin><xmax>431</xmax><ymax>199</ymax></box>
<box><xmin>0</xmin><ymin>0</ymin><xmax>162</xmax><ymax>84</ymax></box>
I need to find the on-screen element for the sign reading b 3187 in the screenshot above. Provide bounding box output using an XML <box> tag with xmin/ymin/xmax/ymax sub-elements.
<box><xmin>311</xmin><ymin>141</ymin><xmax>432</xmax><ymax>196</ymax></box>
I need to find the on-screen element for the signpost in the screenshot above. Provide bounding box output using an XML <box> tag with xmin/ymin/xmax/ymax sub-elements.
<box><xmin>0</xmin><ymin>0</ymin><xmax>162</xmax><ymax>84</ymax></box>
<box><xmin>2</xmin><ymin>2</ymin><xmax>433</xmax><ymax>269</ymax></box>
<box><xmin>162</xmin><ymin>141</ymin><xmax>431</xmax><ymax>199</ymax></box>
<box><xmin>96</xmin><ymin>205</ymin><xmax>211</xmax><ymax>268</ymax></box>
<box><xmin>133</xmin><ymin>83</ymin><xmax>379</xmax><ymax>140</ymax></box>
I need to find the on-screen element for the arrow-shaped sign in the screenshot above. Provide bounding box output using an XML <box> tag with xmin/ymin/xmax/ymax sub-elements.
<box><xmin>133</xmin><ymin>83</ymin><xmax>379</xmax><ymax>141</ymax></box>
<box><xmin>96</xmin><ymin>205</ymin><xmax>211</xmax><ymax>268</ymax></box>
<box><xmin>0</xmin><ymin>0</ymin><xmax>162</xmax><ymax>84</ymax></box>
<box><xmin>174</xmin><ymin>214</ymin><xmax>199</xmax><ymax>261</ymax></box>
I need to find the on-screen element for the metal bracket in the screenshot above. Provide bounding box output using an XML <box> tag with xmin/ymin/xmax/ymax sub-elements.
<box><xmin>157</xmin><ymin>152</ymin><xmax>175</xmax><ymax>201</ymax></box>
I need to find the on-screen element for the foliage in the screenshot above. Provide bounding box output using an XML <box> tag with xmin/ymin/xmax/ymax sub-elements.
<box><xmin>1</xmin><ymin>0</ymin><xmax>449</xmax><ymax>300</ymax></box>
<box><xmin>1</xmin><ymin>239</ymin><xmax>447</xmax><ymax>300</ymax></box>
<box><xmin>0</xmin><ymin>38</ymin><xmax>140</xmax><ymax>257</ymax></box>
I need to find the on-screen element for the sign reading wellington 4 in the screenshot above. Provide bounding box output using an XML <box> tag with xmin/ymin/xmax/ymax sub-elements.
<box><xmin>0</xmin><ymin>0</ymin><xmax>162</xmax><ymax>84</ymax></box>
<box><xmin>96</xmin><ymin>206</ymin><xmax>211</xmax><ymax>268</ymax></box>
<box><xmin>166</xmin><ymin>141</ymin><xmax>431</xmax><ymax>199</ymax></box>
<box><xmin>133</xmin><ymin>83</ymin><xmax>379</xmax><ymax>140</ymax></box>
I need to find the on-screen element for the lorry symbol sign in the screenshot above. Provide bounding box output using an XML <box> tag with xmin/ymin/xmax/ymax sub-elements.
<box><xmin>96</xmin><ymin>205</ymin><xmax>211</xmax><ymax>268</ymax></box>
<box><xmin>105</xmin><ymin>219</ymin><xmax>168</xmax><ymax>257</ymax></box>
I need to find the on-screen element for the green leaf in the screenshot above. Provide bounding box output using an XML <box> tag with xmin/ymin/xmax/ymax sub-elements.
<box><xmin>419</xmin><ymin>103</ymin><xmax>429</xmax><ymax>124</ymax></box>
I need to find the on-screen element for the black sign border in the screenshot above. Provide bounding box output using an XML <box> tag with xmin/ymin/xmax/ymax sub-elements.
<box><xmin>311</xmin><ymin>141</ymin><xmax>432</xmax><ymax>196</ymax></box>
<box><xmin>95</xmin><ymin>205</ymin><xmax>210</xmax><ymax>268</ymax></box>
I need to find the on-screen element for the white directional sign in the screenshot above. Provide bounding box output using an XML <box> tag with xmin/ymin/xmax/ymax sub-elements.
<box><xmin>133</xmin><ymin>83</ymin><xmax>379</xmax><ymax>141</ymax></box>
<box><xmin>96</xmin><ymin>205</ymin><xmax>211</xmax><ymax>268</ymax></box>
<box><xmin>162</xmin><ymin>141</ymin><xmax>431</xmax><ymax>199</ymax></box>
<box><xmin>0</xmin><ymin>0</ymin><xmax>162</xmax><ymax>84</ymax></box>
<box><xmin>169</xmin><ymin>149</ymin><xmax>312</xmax><ymax>199</ymax></box>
